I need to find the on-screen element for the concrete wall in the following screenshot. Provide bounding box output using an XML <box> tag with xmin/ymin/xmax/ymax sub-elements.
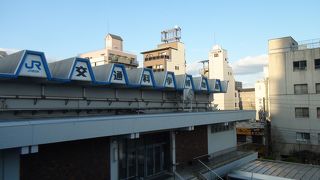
<box><xmin>207</xmin><ymin>126</ymin><xmax>237</xmax><ymax>155</ymax></box>
<box><xmin>20</xmin><ymin>137</ymin><xmax>110</xmax><ymax>180</ymax></box>
<box><xmin>268</xmin><ymin>36</ymin><xmax>320</xmax><ymax>155</ymax></box>
<box><xmin>0</xmin><ymin>149</ymin><xmax>20</xmax><ymax>180</ymax></box>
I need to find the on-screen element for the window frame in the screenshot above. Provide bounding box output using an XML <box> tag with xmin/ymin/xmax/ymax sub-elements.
<box><xmin>293</xmin><ymin>60</ymin><xmax>307</xmax><ymax>71</ymax></box>
<box><xmin>294</xmin><ymin>84</ymin><xmax>308</xmax><ymax>94</ymax></box>
<box><xmin>296</xmin><ymin>132</ymin><xmax>310</xmax><ymax>143</ymax></box>
<box><xmin>315</xmin><ymin>59</ymin><xmax>320</xmax><ymax>69</ymax></box>
<box><xmin>316</xmin><ymin>83</ymin><xmax>320</xmax><ymax>94</ymax></box>
<box><xmin>295</xmin><ymin>107</ymin><xmax>309</xmax><ymax>118</ymax></box>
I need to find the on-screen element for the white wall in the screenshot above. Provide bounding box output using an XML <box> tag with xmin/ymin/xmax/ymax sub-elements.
<box><xmin>207</xmin><ymin>125</ymin><xmax>237</xmax><ymax>155</ymax></box>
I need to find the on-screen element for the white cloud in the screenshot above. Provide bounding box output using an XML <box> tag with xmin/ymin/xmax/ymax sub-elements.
<box><xmin>231</xmin><ymin>54</ymin><xmax>268</xmax><ymax>75</ymax></box>
<box><xmin>186</xmin><ymin>61</ymin><xmax>203</xmax><ymax>76</ymax></box>
<box><xmin>0</xmin><ymin>48</ymin><xmax>20</xmax><ymax>55</ymax></box>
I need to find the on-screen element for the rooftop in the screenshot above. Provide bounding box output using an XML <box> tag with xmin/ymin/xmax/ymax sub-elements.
<box><xmin>141</xmin><ymin>47</ymin><xmax>178</xmax><ymax>54</ymax></box>
<box><xmin>107</xmin><ymin>33</ymin><xmax>123</xmax><ymax>41</ymax></box>
<box><xmin>229</xmin><ymin>159</ymin><xmax>320</xmax><ymax>180</ymax></box>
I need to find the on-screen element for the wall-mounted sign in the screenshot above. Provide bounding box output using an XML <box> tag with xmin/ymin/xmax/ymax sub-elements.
<box><xmin>185</xmin><ymin>76</ymin><xmax>192</xmax><ymax>89</ymax></box>
<box><xmin>201</xmin><ymin>78</ymin><xmax>207</xmax><ymax>90</ymax></box>
<box><xmin>111</xmin><ymin>66</ymin><xmax>126</xmax><ymax>84</ymax></box>
<box><xmin>71</xmin><ymin>61</ymin><xmax>92</xmax><ymax>81</ymax></box>
<box><xmin>141</xmin><ymin>70</ymin><xmax>153</xmax><ymax>86</ymax></box>
<box><xmin>19</xmin><ymin>54</ymin><xmax>47</xmax><ymax>78</ymax></box>
<box><xmin>165</xmin><ymin>73</ymin><xmax>175</xmax><ymax>88</ymax></box>
<box><xmin>214</xmin><ymin>80</ymin><xmax>221</xmax><ymax>92</ymax></box>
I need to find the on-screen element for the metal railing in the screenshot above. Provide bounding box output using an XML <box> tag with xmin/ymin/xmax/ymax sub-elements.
<box><xmin>173</xmin><ymin>170</ymin><xmax>185</xmax><ymax>180</ymax></box>
<box><xmin>197</xmin><ymin>159</ymin><xmax>223</xmax><ymax>180</ymax></box>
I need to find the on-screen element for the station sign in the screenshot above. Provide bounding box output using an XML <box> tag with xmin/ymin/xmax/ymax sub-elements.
<box><xmin>71</xmin><ymin>61</ymin><xmax>92</xmax><ymax>81</ymax></box>
<box><xmin>111</xmin><ymin>66</ymin><xmax>126</xmax><ymax>84</ymax></box>
<box><xmin>185</xmin><ymin>76</ymin><xmax>192</xmax><ymax>89</ymax></box>
<box><xmin>201</xmin><ymin>78</ymin><xmax>207</xmax><ymax>90</ymax></box>
<box><xmin>140</xmin><ymin>70</ymin><xmax>153</xmax><ymax>86</ymax></box>
<box><xmin>19</xmin><ymin>54</ymin><xmax>47</xmax><ymax>78</ymax></box>
<box><xmin>165</xmin><ymin>73</ymin><xmax>175</xmax><ymax>88</ymax></box>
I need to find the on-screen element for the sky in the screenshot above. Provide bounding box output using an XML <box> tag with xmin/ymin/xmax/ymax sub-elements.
<box><xmin>1</xmin><ymin>0</ymin><xmax>320</xmax><ymax>87</ymax></box>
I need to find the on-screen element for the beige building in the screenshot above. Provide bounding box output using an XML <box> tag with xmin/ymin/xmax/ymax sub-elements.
<box><xmin>141</xmin><ymin>27</ymin><xmax>186</xmax><ymax>75</ymax></box>
<box><xmin>80</xmin><ymin>34</ymin><xmax>138</xmax><ymax>69</ymax></box>
<box><xmin>268</xmin><ymin>36</ymin><xmax>320</xmax><ymax>155</ymax></box>
<box><xmin>206</xmin><ymin>45</ymin><xmax>237</xmax><ymax>110</ymax></box>
<box><xmin>239</xmin><ymin>88</ymin><xmax>256</xmax><ymax>111</ymax></box>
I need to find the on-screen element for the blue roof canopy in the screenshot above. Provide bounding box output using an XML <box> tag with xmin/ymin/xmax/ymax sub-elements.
<box><xmin>0</xmin><ymin>50</ymin><xmax>51</xmax><ymax>79</ymax></box>
<box><xmin>92</xmin><ymin>63</ymin><xmax>129</xmax><ymax>85</ymax></box>
<box><xmin>49</xmin><ymin>57</ymin><xmax>95</xmax><ymax>83</ymax></box>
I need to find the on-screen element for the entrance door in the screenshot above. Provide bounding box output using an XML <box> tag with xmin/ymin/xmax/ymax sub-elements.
<box><xmin>146</xmin><ymin>144</ymin><xmax>164</xmax><ymax>176</ymax></box>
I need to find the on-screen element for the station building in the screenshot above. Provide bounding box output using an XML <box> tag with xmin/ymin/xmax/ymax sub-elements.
<box><xmin>0</xmin><ymin>50</ymin><xmax>255</xmax><ymax>180</ymax></box>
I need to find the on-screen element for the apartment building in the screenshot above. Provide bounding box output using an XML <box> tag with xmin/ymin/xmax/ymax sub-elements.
<box><xmin>268</xmin><ymin>36</ymin><xmax>320</xmax><ymax>155</ymax></box>
<box><xmin>80</xmin><ymin>34</ymin><xmax>138</xmax><ymax>69</ymax></box>
<box><xmin>207</xmin><ymin>45</ymin><xmax>237</xmax><ymax>110</ymax></box>
<box><xmin>141</xmin><ymin>27</ymin><xmax>186</xmax><ymax>75</ymax></box>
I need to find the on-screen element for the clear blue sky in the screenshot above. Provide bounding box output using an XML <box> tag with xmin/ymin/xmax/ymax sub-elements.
<box><xmin>1</xmin><ymin>0</ymin><xmax>320</xmax><ymax>86</ymax></box>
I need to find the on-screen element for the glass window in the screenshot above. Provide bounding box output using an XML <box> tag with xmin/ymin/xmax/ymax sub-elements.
<box><xmin>293</xmin><ymin>60</ymin><xmax>307</xmax><ymax>70</ymax></box>
<box><xmin>175</xmin><ymin>66</ymin><xmax>179</xmax><ymax>70</ymax></box>
<box><xmin>295</xmin><ymin>107</ymin><xmax>309</xmax><ymax>118</ymax></box>
<box><xmin>294</xmin><ymin>84</ymin><xmax>308</xmax><ymax>94</ymax></box>
<box><xmin>317</xmin><ymin>107</ymin><xmax>320</xmax><ymax>118</ymax></box>
<box><xmin>316</xmin><ymin>83</ymin><xmax>320</xmax><ymax>94</ymax></box>
<box><xmin>296</xmin><ymin>132</ymin><xmax>310</xmax><ymax>142</ymax></box>
<box><xmin>315</xmin><ymin>59</ymin><xmax>320</xmax><ymax>69</ymax></box>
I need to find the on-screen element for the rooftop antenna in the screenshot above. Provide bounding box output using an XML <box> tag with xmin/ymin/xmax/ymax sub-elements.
<box><xmin>107</xmin><ymin>18</ymin><xmax>110</xmax><ymax>33</ymax></box>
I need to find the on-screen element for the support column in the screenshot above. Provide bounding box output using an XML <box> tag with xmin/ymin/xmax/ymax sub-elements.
<box><xmin>0</xmin><ymin>148</ymin><xmax>20</xmax><ymax>180</ymax></box>
<box><xmin>170</xmin><ymin>130</ymin><xmax>176</xmax><ymax>172</ymax></box>
<box><xmin>110</xmin><ymin>138</ymin><xmax>119</xmax><ymax>180</ymax></box>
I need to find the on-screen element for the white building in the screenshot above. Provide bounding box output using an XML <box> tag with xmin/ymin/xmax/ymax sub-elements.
<box><xmin>80</xmin><ymin>34</ymin><xmax>138</xmax><ymax>69</ymax></box>
<box><xmin>207</xmin><ymin>45</ymin><xmax>237</xmax><ymax>110</ymax></box>
<box><xmin>255</xmin><ymin>66</ymin><xmax>269</xmax><ymax>120</ymax></box>
<box><xmin>268</xmin><ymin>36</ymin><xmax>320</xmax><ymax>155</ymax></box>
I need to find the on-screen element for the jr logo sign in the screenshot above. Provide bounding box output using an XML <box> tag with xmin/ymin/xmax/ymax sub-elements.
<box><xmin>25</xmin><ymin>60</ymin><xmax>42</xmax><ymax>73</ymax></box>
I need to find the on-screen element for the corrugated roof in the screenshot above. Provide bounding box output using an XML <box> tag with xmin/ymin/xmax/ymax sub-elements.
<box><xmin>232</xmin><ymin>159</ymin><xmax>320</xmax><ymax>180</ymax></box>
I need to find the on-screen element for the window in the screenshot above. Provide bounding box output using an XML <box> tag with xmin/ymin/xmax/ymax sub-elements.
<box><xmin>214</xmin><ymin>53</ymin><xmax>219</xmax><ymax>57</ymax></box>
<box><xmin>318</xmin><ymin>133</ymin><xmax>320</xmax><ymax>144</ymax></box>
<box><xmin>295</xmin><ymin>107</ymin><xmax>309</xmax><ymax>118</ymax></box>
<box><xmin>294</xmin><ymin>84</ymin><xmax>308</xmax><ymax>94</ymax></box>
<box><xmin>175</xmin><ymin>66</ymin><xmax>179</xmax><ymax>70</ymax></box>
<box><xmin>316</xmin><ymin>83</ymin><xmax>320</xmax><ymax>94</ymax></box>
<box><xmin>235</xmin><ymin>103</ymin><xmax>237</xmax><ymax>107</ymax></box>
<box><xmin>293</xmin><ymin>60</ymin><xmax>307</xmax><ymax>70</ymax></box>
<box><xmin>235</xmin><ymin>93</ymin><xmax>237</xmax><ymax>97</ymax></box>
<box><xmin>317</xmin><ymin>107</ymin><xmax>320</xmax><ymax>118</ymax></box>
<box><xmin>315</xmin><ymin>59</ymin><xmax>320</xmax><ymax>69</ymax></box>
<box><xmin>296</xmin><ymin>132</ymin><xmax>310</xmax><ymax>142</ymax></box>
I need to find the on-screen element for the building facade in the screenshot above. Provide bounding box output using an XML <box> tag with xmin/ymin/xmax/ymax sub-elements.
<box><xmin>141</xmin><ymin>27</ymin><xmax>186</xmax><ymax>75</ymax></box>
<box><xmin>268</xmin><ymin>36</ymin><xmax>320</xmax><ymax>155</ymax></box>
<box><xmin>207</xmin><ymin>45</ymin><xmax>236</xmax><ymax>110</ymax></box>
<box><xmin>80</xmin><ymin>34</ymin><xmax>138</xmax><ymax>69</ymax></box>
<box><xmin>238</xmin><ymin>88</ymin><xmax>256</xmax><ymax>111</ymax></box>
<box><xmin>0</xmin><ymin>49</ymin><xmax>255</xmax><ymax>180</ymax></box>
